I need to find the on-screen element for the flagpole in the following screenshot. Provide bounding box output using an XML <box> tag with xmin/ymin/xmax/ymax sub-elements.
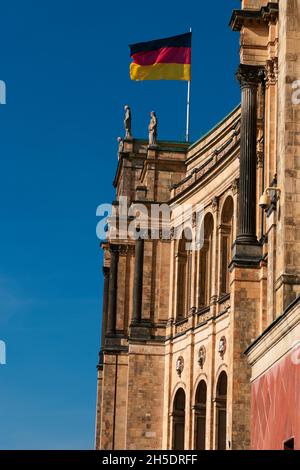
<box><xmin>186</xmin><ymin>79</ymin><xmax>191</xmax><ymax>143</ymax></box>
<box><xmin>185</xmin><ymin>27</ymin><xmax>192</xmax><ymax>143</ymax></box>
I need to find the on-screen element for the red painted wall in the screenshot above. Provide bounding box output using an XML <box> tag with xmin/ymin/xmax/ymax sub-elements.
<box><xmin>251</xmin><ymin>344</ymin><xmax>300</xmax><ymax>450</ymax></box>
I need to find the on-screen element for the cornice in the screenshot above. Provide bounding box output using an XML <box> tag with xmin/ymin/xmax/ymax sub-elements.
<box><xmin>230</xmin><ymin>2</ymin><xmax>279</xmax><ymax>32</ymax></box>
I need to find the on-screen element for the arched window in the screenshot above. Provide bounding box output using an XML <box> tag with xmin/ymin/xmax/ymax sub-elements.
<box><xmin>194</xmin><ymin>380</ymin><xmax>207</xmax><ymax>450</ymax></box>
<box><xmin>176</xmin><ymin>229</ymin><xmax>192</xmax><ymax>320</ymax></box>
<box><xmin>199</xmin><ymin>214</ymin><xmax>214</xmax><ymax>307</ymax></box>
<box><xmin>220</xmin><ymin>197</ymin><xmax>233</xmax><ymax>296</ymax></box>
<box><xmin>215</xmin><ymin>371</ymin><xmax>227</xmax><ymax>450</ymax></box>
<box><xmin>172</xmin><ymin>388</ymin><xmax>186</xmax><ymax>450</ymax></box>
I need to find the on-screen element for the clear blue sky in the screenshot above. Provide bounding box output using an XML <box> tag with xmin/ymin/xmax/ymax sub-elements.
<box><xmin>0</xmin><ymin>0</ymin><xmax>240</xmax><ymax>449</ymax></box>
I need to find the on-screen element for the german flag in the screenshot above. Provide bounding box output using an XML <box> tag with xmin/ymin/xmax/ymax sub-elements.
<box><xmin>129</xmin><ymin>32</ymin><xmax>191</xmax><ymax>81</ymax></box>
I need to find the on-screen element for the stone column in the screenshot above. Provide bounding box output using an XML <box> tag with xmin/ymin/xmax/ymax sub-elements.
<box><xmin>133</xmin><ymin>237</ymin><xmax>144</xmax><ymax>323</ymax></box>
<box><xmin>130</xmin><ymin>233</ymin><xmax>151</xmax><ymax>339</ymax></box>
<box><xmin>232</xmin><ymin>64</ymin><xmax>262</xmax><ymax>266</ymax></box>
<box><xmin>101</xmin><ymin>267</ymin><xmax>110</xmax><ymax>342</ymax></box>
<box><xmin>107</xmin><ymin>245</ymin><xmax>119</xmax><ymax>335</ymax></box>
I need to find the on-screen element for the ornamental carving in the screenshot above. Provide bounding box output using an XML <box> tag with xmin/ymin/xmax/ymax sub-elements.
<box><xmin>231</xmin><ymin>178</ymin><xmax>239</xmax><ymax>195</ymax></box>
<box><xmin>236</xmin><ymin>64</ymin><xmax>263</xmax><ymax>88</ymax></box>
<box><xmin>198</xmin><ymin>346</ymin><xmax>206</xmax><ymax>369</ymax></box>
<box><xmin>176</xmin><ymin>356</ymin><xmax>184</xmax><ymax>377</ymax></box>
<box><xmin>212</xmin><ymin>197</ymin><xmax>219</xmax><ymax>213</ymax></box>
<box><xmin>218</xmin><ymin>336</ymin><xmax>227</xmax><ymax>359</ymax></box>
<box><xmin>265</xmin><ymin>58</ymin><xmax>278</xmax><ymax>87</ymax></box>
<box><xmin>109</xmin><ymin>244</ymin><xmax>120</xmax><ymax>255</ymax></box>
<box><xmin>175</xmin><ymin>321</ymin><xmax>189</xmax><ymax>335</ymax></box>
<box><xmin>119</xmin><ymin>245</ymin><xmax>129</xmax><ymax>256</ymax></box>
<box><xmin>257</xmin><ymin>151</ymin><xmax>263</xmax><ymax>169</ymax></box>
<box><xmin>197</xmin><ymin>310</ymin><xmax>212</xmax><ymax>325</ymax></box>
<box><xmin>192</xmin><ymin>211</ymin><xmax>197</xmax><ymax>228</ymax></box>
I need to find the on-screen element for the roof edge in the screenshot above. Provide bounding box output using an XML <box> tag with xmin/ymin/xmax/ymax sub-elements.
<box><xmin>244</xmin><ymin>295</ymin><xmax>300</xmax><ymax>356</ymax></box>
<box><xmin>188</xmin><ymin>104</ymin><xmax>241</xmax><ymax>152</ymax></box>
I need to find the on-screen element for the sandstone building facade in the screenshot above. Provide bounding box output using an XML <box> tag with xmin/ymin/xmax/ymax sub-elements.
<box><xmin>95</xmin><ymin>1</ymin><xmax>300</xmax><ymax>450</ymax></box>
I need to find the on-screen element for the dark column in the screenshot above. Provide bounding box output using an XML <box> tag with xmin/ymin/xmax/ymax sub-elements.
<box><xmin>236</xmin><ymin>64</ymin><xmax>260</xmax><ymax>243</ymax></box>
<box><xmin>133</xmin><ymin>238</ymin><xmax>144</xmax><ymax>323</ymax></box>
<box><xmin>107</xmin><ymin>245</ymin><xmax>119</xmax><ymax>335</ymax></box>
<box><xmin>98</xmin><ymin>267</ymin><xmax>110</xmax><ymax>367</ymax></box>
<box><xmin>130</xmin><ymin>234</ymin><xmax>151</xmax><ymax>340</ymax></box>
<box><xmin>101</xmin><ymin>267</ymin><xmax>110</xmax><ymax>341</ymax></box>
<box><xmin>232</xmin><ymin>64</ymin><xmax>263</xmax><ymax>267</ymax></box>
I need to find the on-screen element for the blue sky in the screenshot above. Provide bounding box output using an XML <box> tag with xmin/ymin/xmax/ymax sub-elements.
<box><xmin>0</xmin><ymin>0</ymin><xmax>240</xmax><ymax>449</ymax></box>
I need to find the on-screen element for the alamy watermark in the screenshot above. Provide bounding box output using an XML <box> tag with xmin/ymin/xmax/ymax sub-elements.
<box><xmin>0</xmin><ymin>340</ymin><xmax>6</xmax><ymax>365</ymax></box>
<box><xmin>0</xmin><ymin>80</ymin><xmax>6</xmax><ymax>105</ymax></box>
<box><xmin>291</xmin><ymin>80</ymin><xmax>300</xmax><ymax>105</ymax></box>
<box><xmin>96</xmin><ymin>196</ymin><xmax>205</xmax><ymax>251</ymax></box>
<box><xmin>291</xmin><ymin>340</ymin><xmax>300</xmax><ymax>365</ymax></box>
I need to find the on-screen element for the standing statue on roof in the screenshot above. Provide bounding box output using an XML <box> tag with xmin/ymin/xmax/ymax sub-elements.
<box><xmin>148</xmin><ymin>111</ymin><xmax>158</xmax><ymax>146</ymax></box>
<box><xmin>124</xmin><ymin>105</ymin><xmax>132</xmax><ymax>140</ymax></box>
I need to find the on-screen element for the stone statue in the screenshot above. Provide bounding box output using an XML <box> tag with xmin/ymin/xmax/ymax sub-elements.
<box><xmin>148</xmin><ymin>111</ymin><xmax>158</xmax><ymax>146</ymax></box>
<box><xmin>117</xmin><ymin>137</ymin><xmax>124</xmax><ymax>155</ymax></box>
<box><xmin>124</xmin><ymin>105</ymin><xmax>132</xmax><ymax>140</ymax></box>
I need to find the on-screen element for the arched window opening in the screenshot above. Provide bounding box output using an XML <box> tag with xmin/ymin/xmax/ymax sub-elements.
<box><xmin>220</xmin><ymin>198</ymin><xmax>233</xmax><ymax>296</ymax></box>
<box><xmin>176</xmin><ymin>228</ymin><xmax>193</xmax><ymax>320</ymax></box>
<box><xmin>216</xmin><ymin>371</ymin><xmax>228</xmax><ymax>450</ymax></box>
<box><xmin>199</xmin><ymin>214</ymin><xmax>214</xmax><ymax>307</ymax></box>
<box><xmin>172</xmin><ymin>388</ymin><xmax>186</xmax><ymax>450</ymax></box>
<box><xmin>194</xmin><ymin>381</ymin><xmax>207</xmax><ymax>450</ymax></box>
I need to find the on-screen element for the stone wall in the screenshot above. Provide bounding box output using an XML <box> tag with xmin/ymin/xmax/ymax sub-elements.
<box><xmin>275</xmin><ymin>0</ymin><xmax>300</xmax><ymax>314</ymax></box>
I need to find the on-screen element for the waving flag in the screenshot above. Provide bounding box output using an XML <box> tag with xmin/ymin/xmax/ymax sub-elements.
<box><xmin>129</xmin><ymin>32</ymin><xmax>191</xmax><ymax>81</ymax></box>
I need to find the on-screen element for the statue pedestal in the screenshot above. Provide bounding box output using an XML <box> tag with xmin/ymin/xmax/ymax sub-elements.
<box><xmin>123</xmin><ymin>138</ymin><xmax>134</xmax><ymax>153</ymax></box>
<box><xmin>147</xmin><ymin>146</ymin><xmax>158</xmax><ymax>160</ymax></box>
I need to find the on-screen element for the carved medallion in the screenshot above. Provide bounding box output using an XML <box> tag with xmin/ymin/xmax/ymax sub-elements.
<box><xmin>198</xmin><ymin>346</ymin><xmax>206</xmax><ymax>369</ymax></box>
<box><xmin>218</xmin><ymin>336</ymin><xmax>227</xmax><ymax>359</ymax></box>
<box><xmin>176</xmin><ymin>356</ymin><xmax>184</xmax><ymax>377</ymax></box>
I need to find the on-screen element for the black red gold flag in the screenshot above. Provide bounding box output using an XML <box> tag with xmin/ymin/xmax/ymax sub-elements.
<box><xmin>129</xmin><ymin>32</ymin><xmax>191</xmax><ymax>81</ymax></box>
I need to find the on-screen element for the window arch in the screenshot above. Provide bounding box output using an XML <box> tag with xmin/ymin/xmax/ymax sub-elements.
<box><xmin>199</xmin><ymin>214</ymin><xmax>214</xmax><ymax>307</ymax></box>
<box><xmin>172</xmin><ymin>388</ymin><xmax>186</xmax><ymax>450</ymax></box>
<box><xmin>215</xmin><ymin>371</ymin><xmax>228</xmax><ymax>450</ymax></box>
<box><xmin>194</xmin><ymin>380</ymin><xmax>207</xmax><ymax>450</ymax></box>
<box><xmin>176</xmin><ymin>228</ymin><xmax>193</xmax><ymax>320</ymax></box>
<box><xmin>220</xmin><ymin>197</ymin><xmax>233</xmax><ymax>296</ymax></box>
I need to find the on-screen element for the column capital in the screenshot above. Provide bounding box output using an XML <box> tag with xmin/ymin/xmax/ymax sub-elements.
<box><xmin>109</xmin><ymin>243</ymin><xmax>120</xmax><ymax>254</ymax></box>
<box><xmin>236</xmin><ymin>64</ymin><xmax>263</xmax><ymax>88</ymax></box>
